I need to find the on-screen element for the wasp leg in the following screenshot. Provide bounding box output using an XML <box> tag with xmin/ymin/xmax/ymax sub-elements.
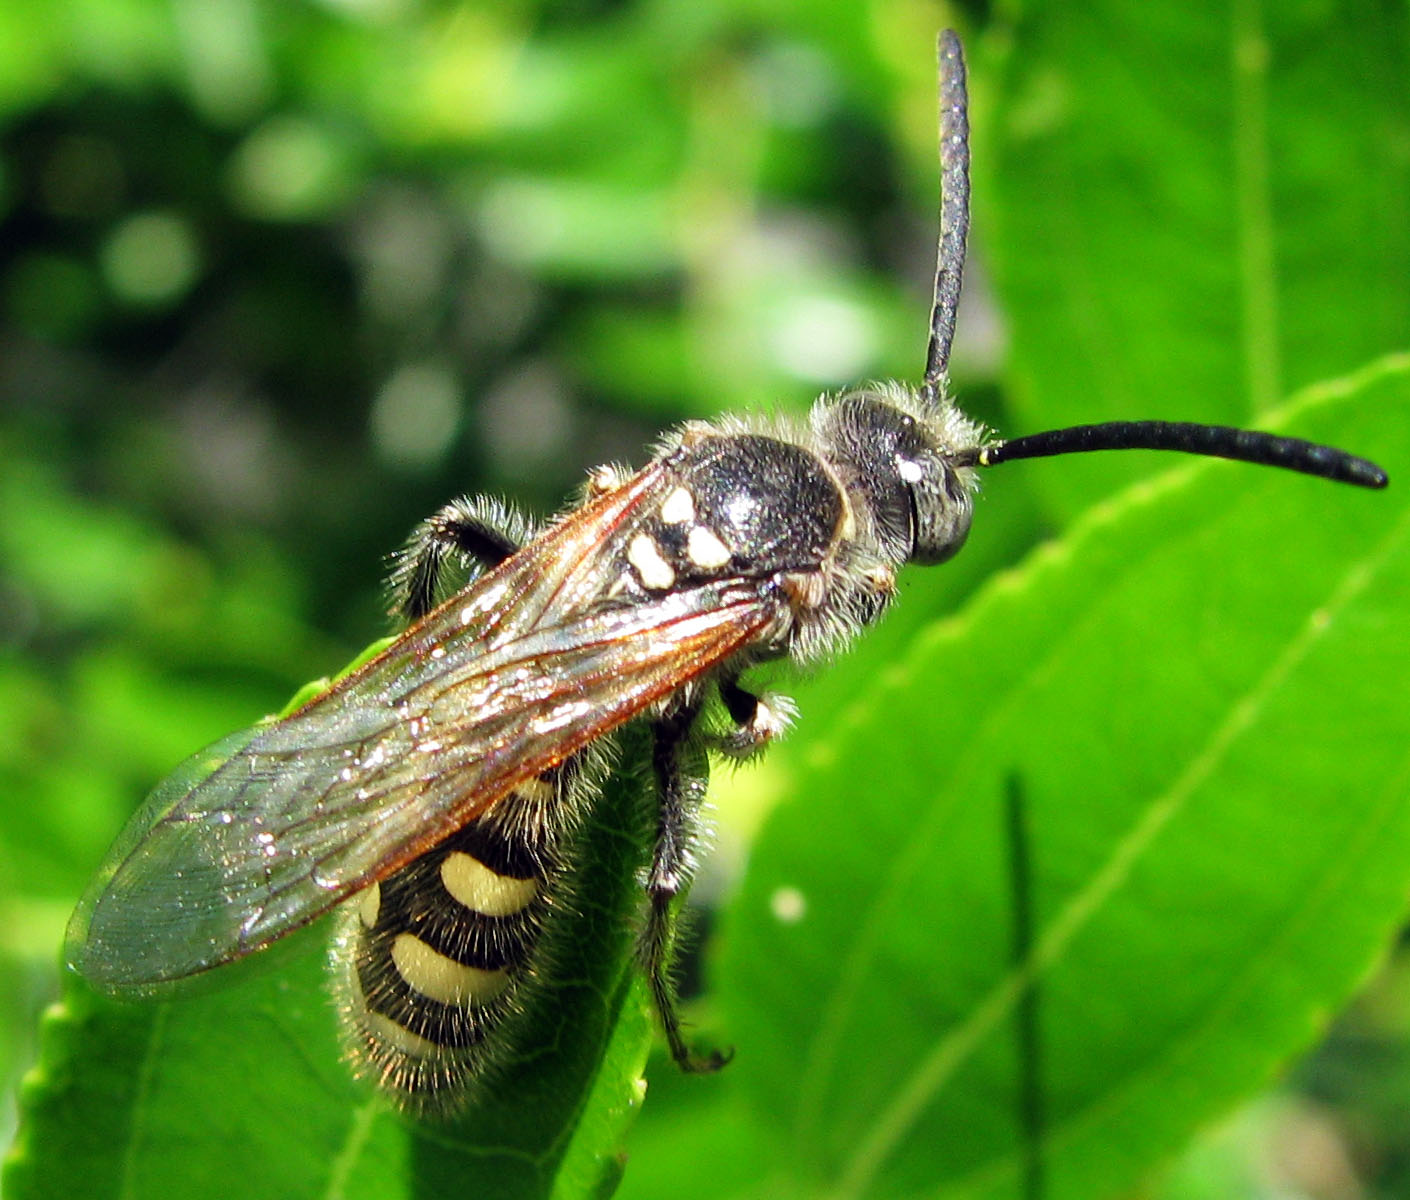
<box><xmin>642</xmin><ymin>705</ymin><xmax>731</xmax><ymax>1073</ymax></box>
<box><xmin>390</xmin><ymin>497</ymin><xmax>533</xmax><ymax>622</ymax></box>
<box><xmin>713</xmin><ymin>675</ymin><xmax>797</xmax><ymax>758</ymax></box>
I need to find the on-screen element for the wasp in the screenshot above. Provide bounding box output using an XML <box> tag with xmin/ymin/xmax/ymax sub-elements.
<box><xmin>65</xmin><ymin>32</ymin><xmax>1388</xmax><ymax>1115</ymax></box>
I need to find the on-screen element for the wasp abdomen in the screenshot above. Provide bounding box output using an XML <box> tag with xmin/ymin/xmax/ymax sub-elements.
<box><xmin>337</xmin><ymin>774</ymin><xmax>563</xmax><ymax>1110</ymax></box>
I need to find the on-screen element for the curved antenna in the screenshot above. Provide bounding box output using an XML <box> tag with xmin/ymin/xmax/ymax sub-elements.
<box><xmin>955</xmin><ymin>421</ymin><xmax>1388</xmax><ymax>489</ymax></box>
<box><xmin>919</xmin><ymin>29</ymin><xmax>970</xmax><ymax>408</ymax></box>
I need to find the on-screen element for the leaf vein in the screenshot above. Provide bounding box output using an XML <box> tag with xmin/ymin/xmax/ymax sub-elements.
<box><xmin>829</xmin><ymin>497</ymin><xmax>1409</xmax><ymax>1198</ymax></box>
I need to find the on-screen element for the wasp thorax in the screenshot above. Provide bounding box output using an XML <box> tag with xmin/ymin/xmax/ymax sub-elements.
<box><xmin>814</xmin><ymin>387</ymin><xmax>979</xmax><ymax>568</ymax></box>
<box><xmin>672</xmin><ymin>433</ymin><xmax>842</xmax><ymax>576</ymax></box>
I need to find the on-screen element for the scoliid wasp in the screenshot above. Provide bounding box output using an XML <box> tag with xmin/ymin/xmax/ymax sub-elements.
<box><xmin>65</xmin><ymin>30</ymin><xmax>1388</xmax><ymax>1116</ymax></box>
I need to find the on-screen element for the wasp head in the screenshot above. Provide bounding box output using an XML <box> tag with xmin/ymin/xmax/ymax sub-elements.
<box><xmin>814</xmin><ymin>382</ymin><xmax>983</xmax><ymax>569</ymax></box>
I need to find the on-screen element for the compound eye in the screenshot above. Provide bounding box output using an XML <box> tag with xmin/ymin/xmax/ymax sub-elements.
<box><xmin>907</xmin><ymin>459</ymin><xmax>973</xmax><ymax>565</ymax></box>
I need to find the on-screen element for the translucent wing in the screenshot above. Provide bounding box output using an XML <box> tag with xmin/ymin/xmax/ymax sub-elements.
<box><xmin>68</xmin><ymin>464</ymin><xmax>782</xmax><ymax>994</ymax></box>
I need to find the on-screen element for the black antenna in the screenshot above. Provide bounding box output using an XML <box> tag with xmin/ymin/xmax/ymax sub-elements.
<box><xmin>957</xmin><ymin>420</ymin><xmax>1388</xmax><ymax>489</ymax></box>
<box><xmin>915</xmin><ymin>32</ymin><xmax>1386</xmax><ymax>493</ymax></box>
<box><xmin>919</xmin><ymin>29</ymin><xmax>970</xmax><ymax>408</ymax></box>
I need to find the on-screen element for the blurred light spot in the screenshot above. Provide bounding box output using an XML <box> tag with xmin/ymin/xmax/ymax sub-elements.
<box><xmin>478</xmin><ymin>362</ymin><xmax>572</xmax><ymax>470</ymax></box>
<box><xmin>416</xmin><ymin>10</ymin><xmax>514</xmax><ymax>138</ymax></box>
<box><xmin>1007</xmin><ymin>66</ymin><xmax>1070</xmax><ymax>141</ymax></box>
<box><xmin>949</xmin><ymin>256</ymin><xmax>1005</xmax><ymax>378</ymax></box>
<box><xmin>228</xmin><ymin>116</ymin><xmax>349</xmax><ymax>220</ymax></box>
<box><xmin>176</xmin><ymin>385</ymin><xmax>288</xmax><ymax>519</ymax></box>
<box><xmin>456</xmin><ymin>263</ymin><xmax>539</xmax><ymax>354</ymax></box>
<box><xmin>174</xmin><ymin>0</ymin><xmax>273</xmax><ymax>123</ymax></box>
<box><xmin>477</xmin><ymin>179</ymin><xmax>567</xmax><ymax>265</ymax></box>
<box><xmin>477</xmin><ymin>177</ymin><xmax>674</xmax><ymax>276</ymax></box>
<box><xmin>39</xmin><ymin>135</ymin><xmax>125</xmax><ymax>219</ymax></box>
<box><xmin>101</xmin><ymin>211</ymin><xmax>200</xmax><ymax>307</ymax></box>
<box><xmin>372</xmin><ymin>361</ymin><xmax>463</xmax><ymax>470</ymax></box>
<box><xmin>352</xmin><ymin>189</ymin><xmax>453</xmax><ymax>323</ymax></box>
<box><xmin>751</xmin><ymin>41</ymin><xmax>838</xmax><ymax>128</ymax></box>
<box><xmin>312</xmin><ymin>0</ymin><xmax>412</xmax><ymax>24</ymax></box>
<box><xmin>770</xmin><ymin>294</ymin><xmax>877</xmax><ymax>383</ymax></box>
<box><xmin>770</xmin><ymin>886</ymin><xmax>806</xmax><ymax>923</ymax></box>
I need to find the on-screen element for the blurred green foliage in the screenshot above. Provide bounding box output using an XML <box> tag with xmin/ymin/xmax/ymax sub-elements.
<box><xmin>0</xmin><ymin>2</ymin><xmax>1001</xmax><ymax>1189</ymax></box>
<box><xmin>1</xmin><ymin>1</ymin><xmax>1408</xmax><ymax>1198</ymax></box>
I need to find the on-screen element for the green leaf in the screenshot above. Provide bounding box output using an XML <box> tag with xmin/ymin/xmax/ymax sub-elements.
<box><xmin>714</xmin><ymin>359</ymin><xmax>1410</xmax><ymax>1199</ymax></box>
<box><xmin>4</xmin><ymin>736</ymin><xmax>656</xmax><ymax>1200</ymax></box>
<box><xmin>985</xmin><ymin>4</ymin><xmax>1410</xmax><ymax>512</ymax></box>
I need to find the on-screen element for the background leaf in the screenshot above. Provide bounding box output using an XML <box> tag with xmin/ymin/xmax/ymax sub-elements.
<box><xmin>985</xmin><ymin>1</ymin><xmax>1410</xmax><ymax>513</ymax></box>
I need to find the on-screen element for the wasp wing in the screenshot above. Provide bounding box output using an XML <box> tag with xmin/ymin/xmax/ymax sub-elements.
<box><xmin>68</xmin><ymin>466</ymin><xmax>783</xmax><ymax>994</ymax></box>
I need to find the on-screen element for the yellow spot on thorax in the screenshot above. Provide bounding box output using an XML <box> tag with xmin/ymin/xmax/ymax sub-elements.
<box><xmin>660</xmin><ymin>487</ymin><xmax>696</xmax><ymax>523</ymax></box>
<box><xmin>628</xmin><ymin>532</ymin><xmax>675</xmax><ymax>589</ymax></box>
<box><xmin>686</xmin><ymin>525</ymin><xmax>732</xmax><ymax>569</ymax></box>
